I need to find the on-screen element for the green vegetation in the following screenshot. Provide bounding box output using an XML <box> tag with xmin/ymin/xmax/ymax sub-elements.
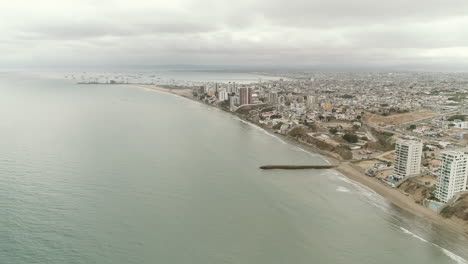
<box><xmin>342</xmin><ymin>133</ymin><xmax>359</xmax><ymax>143</ymax></box>
<box><xmin>288</xmin><ymin>127</ymin><xmax>306</xmax><ymax>138</ymax></box>
<box><xmin>220</xmin><ymin>100</ymin><xmax>230</xmax><ymax>109</ymax></box>
<box><xmin>329</xmin><ymin>127</ymin><xmax>338</xmax><ymax>134</ymax></box>
<box><xmin>272</xmin><ymin>122</ymin><xmax>283</xmax><ymax>130</ymax></box>
<box><xmin>423</xmin><ymin>145</ymin><xmax>431</xmax><ymax>152</ymax></box>
<box><xmin>448</xmin><ymin>114</ymin><xmax>466</xmax><ymax>121</ymax></box>
<box><xmin>270</xmin><ymin>113</ymin><xmax>282</xmax><ymax>119</ymax></box>
<box><xmin>260</xmin><ymin>107</ymin><xmax>275</xmax><ymax>113</ymax></box>
<box><xmin>341</xmin><ymin>94</ymin><xmax>354</xmax><ymax>98</ymax></box>
<box><xmin>408</xmin><ymin>124</ymin><xmax>416</xmax><ymax>130</ymax></box>
<box><xmin>300</xmin><ymin>121</ymin><xmax>318</xmax><ymax>131</ymax></box>
<box><xmin>447</xmin><ymin>92</ymin><xmax>467</xmax><ymax>102</ymax></box>
<box><xmin>368</xmin><ymin>128</ymin><xmax>394</xmax><ymax>151</ymax></box>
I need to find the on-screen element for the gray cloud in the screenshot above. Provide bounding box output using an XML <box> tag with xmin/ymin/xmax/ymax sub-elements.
<box><xmin>1</xmin><ymin>0</ymin><xmax>468</xmax><ymax>70</ymax></box>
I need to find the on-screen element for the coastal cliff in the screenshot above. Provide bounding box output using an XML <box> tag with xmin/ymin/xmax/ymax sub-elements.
<box><xmin>286</xmin><ymin>126</ymin><xmax>353</xmax><ymax>160</ymax></box>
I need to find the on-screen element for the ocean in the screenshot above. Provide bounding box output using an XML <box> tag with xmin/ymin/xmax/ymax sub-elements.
<box><xmin>0</xmin><ymin>71</ymin><xmax>467</xmax><ymax>263</ymax></box>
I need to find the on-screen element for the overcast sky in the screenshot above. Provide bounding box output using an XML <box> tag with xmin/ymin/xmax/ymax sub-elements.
<box><xmin>1</xmin><ymin>0</ymin><xmax>468</xmax><ymax>70</ymax></box>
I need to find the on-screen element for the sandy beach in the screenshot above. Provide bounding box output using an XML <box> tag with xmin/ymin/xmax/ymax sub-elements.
<box><xmin>131</xmin><ymin>84</ymin><xmax>468</xmax><ymax>236</ymax></box>
<box><xmin>136</xmin><ymin>84</ymin><xmax>193</xmax><ymax>98</ymax></box>
<box><xmin>336</xmin><ymin>163</ymin><xmax>468</xmax><ymax>234</ymax></box>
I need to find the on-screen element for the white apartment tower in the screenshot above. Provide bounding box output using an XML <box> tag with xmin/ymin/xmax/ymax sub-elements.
<box><xmin>393</xmin><ymin>139</ymin><xmax>423</xmax><ymax>178</ymax></box>
<box><xmin>218</xmin><ymin>89</ymin><xmax>228</xmax><ymax>102</ymax></box>
<box><xmin>435</xmin><ymin>150</ymin><xmax>468</xmax><ymax>203</ymax></box>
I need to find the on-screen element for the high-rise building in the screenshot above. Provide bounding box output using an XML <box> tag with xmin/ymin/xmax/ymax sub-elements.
<box><xmin>227</xmin><ymin>82</ymin><xmax>234</xmax><ymax>94</ymax></box>
<box><xmin>218</xmin><ymin>89</ymin><xmax>228</xmax><ymax>102</ymax></box>
<box><xmin>268</xmin><ymin>92</ymin><xmax>278</xmax><ymax>104</ymax></box>
<box><xmin>435</xmin><ymin>150</ymin><xmax>468</xmax><ymax>203</ymax></box>
<box><xmin>239</xmin><ymin>87</ymin><xmax>252</xmax><ymax>105</ymax></box>
<box><xmin>393</xmin><ymin>139</ymin><xmax>423</xmax><ymax>178</ymax></box>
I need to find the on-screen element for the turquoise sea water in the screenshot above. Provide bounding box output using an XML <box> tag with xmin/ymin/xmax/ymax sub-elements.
<box><xmin>0</xmin><ymin>71</ymin><xmax>468</xmax><ymax>263</ymax></box>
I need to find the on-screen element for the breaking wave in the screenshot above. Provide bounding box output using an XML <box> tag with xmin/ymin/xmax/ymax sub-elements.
<box><xmin>400</xmin><ymin>227</ymin><xmax>468</xmax><ymax>264</ymax></box>
<box><xmin>336</xmin><ymin>186</ymin><xmax>351</xmax><ymax>193</ymax></box>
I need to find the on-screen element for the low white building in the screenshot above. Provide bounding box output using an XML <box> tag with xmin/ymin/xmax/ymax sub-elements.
<box><xmin>453</xmin><ymin>121</ymin><xmax>468</xmax><ymax>129</ymax></box>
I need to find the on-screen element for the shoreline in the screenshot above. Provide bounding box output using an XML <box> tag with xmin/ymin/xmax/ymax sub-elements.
<box><xmin>130</xmin><ymin>84</ymin><xmax>468</xmax><ymax>236</ymax></box>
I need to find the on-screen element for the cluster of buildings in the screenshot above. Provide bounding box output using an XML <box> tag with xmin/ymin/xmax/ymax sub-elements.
<box><xmin>196</xmin><ymin>82</ymin><xmax>254</xmax><ymax>108</ymax></box>
<box><xmin>192</xmin><ymin>73</ymin><xmax>467</xmax><ymax>164</ymax></box>
<box><xmin>390</xmin><ymin>139</ymin><xmax>468</xmax><ymax>203</ymax></box>
<box><xmin>192</xmin><ymin>72</ymin><xmax>468</xmax><ymax>205</ymax></box>
<box><xmin>194</xmin><ymin>72</ymin><xmax>467</xmax><ymax>135</ymax></box>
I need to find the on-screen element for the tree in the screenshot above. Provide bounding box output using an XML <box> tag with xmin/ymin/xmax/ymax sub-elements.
<box><xmin>408</xmin><ymin>124</ymin><xmax>416</xmax><ymax>130</ymax></box>
<box><xmin>448</xmin><ymin>115</ymin><xmax>466</xmax><ymax>121</ymax></box>
<box><xmin>329</xmin><ymin>127</ymin><xmax>338</xmax><ymax>134</ymax></box>
<box><xmin>343</xmin><ymin>133</ymin><xmax>359</xmax><ymax>143</ymax></box>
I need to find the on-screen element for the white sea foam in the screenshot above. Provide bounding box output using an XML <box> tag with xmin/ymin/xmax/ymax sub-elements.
<box><xmin>335</xmin><ymin>170</ymin><xmax>468</xmax><ymax>263</ymax></box>
<box><xmin>234</xmin><ymin>116</ymin><xmax>287</xmax><ymax>144</ymax></box>
<box><xmin>333</xmin><ymin>172</ymin><xmax>390</xmax><ymax>212</ymax></box>
<box><xmin>336</xmin><ymin>186</ymin><xmax>351</xmax><ymax>193</ymax></box>
<box><xmin>439</xmin><ymin>248</ymin><xmax>468</xmax><ymax>264</ymax></box>
<box><xmin>290</xmin><ymin>146</ymin><xmax>325</xmax><ymax>159</ymax></box>
<box><xmin>399</xmin><ymin>227</ymin><xmax>468</xmax><ymax>263</ymax></box>
<box><xmin>399</xmin><ymin>227</ymin><xmax>429</xmax><ymax>243</ymax></box>
<box><xmin>336</xmin><ymin>175</ymin><xmax>375</xmax><ymax>197</ymax></box>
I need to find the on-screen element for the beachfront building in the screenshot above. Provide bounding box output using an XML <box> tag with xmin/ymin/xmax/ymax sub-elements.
<box><xmin>227</xmin><ymin>82</ymin><xmax>237</xmax><ymax>94</ymax></box>
<box><xmin>218</xmin><ymin>89</ymin><xmax>228</xmax><ymax>102</ymax></box>
<box><xmin>239</xmin><ymin>87</ymin><xmax>252</xmax><ymax>105</ymax></box>
<box><xmin>435</xmin><ymin>150</ymin><xmax>468</xmax><ymax>203</ymax></box>
<box><xmin>393</xmin><ymin>139</ymin><xmax>423</xmax><ymax>178</ymax></box>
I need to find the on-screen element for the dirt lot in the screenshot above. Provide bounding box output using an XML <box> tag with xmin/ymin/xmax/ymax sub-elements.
<box><xmin>378</xmin><ymin>151</ymin><xmax>394</xmax><ymax>162</ymax></box>
<box><xmin>411</xmin><ymin>174</ymin><xmax>437</xmax><ymax>186</ymax></box>
<box><xmin>364</xmin><ymin>109</ymin><xmax>438</xmax><ymax>126</ymax></box>
<box><xmin>354</xmin><ymin>160</ymin><xmax>376</xmax><ymax>170</ymax></box>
